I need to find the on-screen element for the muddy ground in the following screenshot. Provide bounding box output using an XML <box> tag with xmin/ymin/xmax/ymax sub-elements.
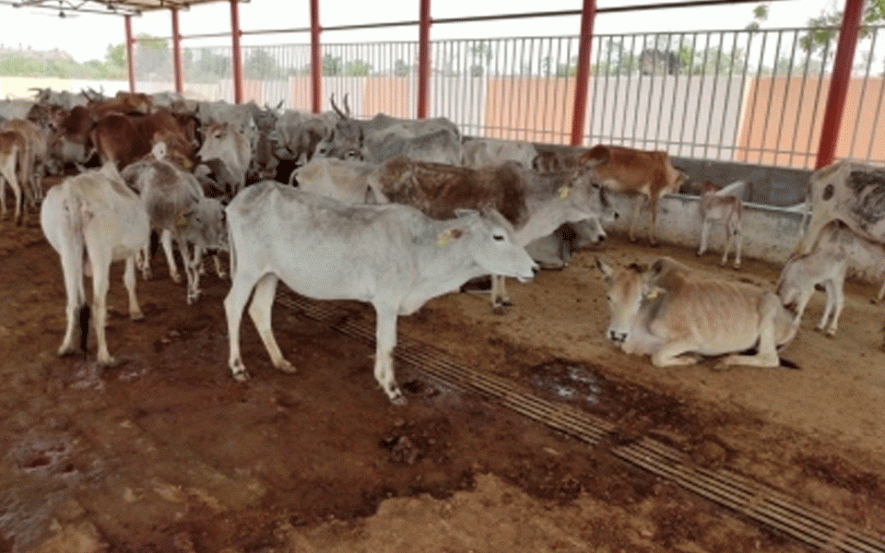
<box><xmin>1</xmin><ymin>207</ymin><xmax>884</xmax><ymax>553</ymax></box>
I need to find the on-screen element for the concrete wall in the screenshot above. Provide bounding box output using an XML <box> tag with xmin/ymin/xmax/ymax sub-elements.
<box><xmin>671</xmin><ymin>156</ymin><xmax>812</xmax><ymax>207</ymax></box>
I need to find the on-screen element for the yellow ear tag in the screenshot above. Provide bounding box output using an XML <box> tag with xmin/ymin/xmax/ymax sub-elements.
<box><xmin>559</xmin><ymin>186</ymin><xmax>570</xmax><ymax>199</ymax></box>
<box><xmin>644</xmin><ymin>289</ymin><xmax>659</xmax><ymax>301</ymax></box>
<box><xmin>437</xmin><ymin>230</ymin><xmax>452</xmax><ymax>247</ymax></box>
<box><xmin>176</xmin><ymin>214</ymin><xmax>187</xmax><ymax>228</ymax></box>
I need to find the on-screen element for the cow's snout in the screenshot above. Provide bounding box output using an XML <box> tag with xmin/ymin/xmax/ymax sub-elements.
<box><xmin>608</xmin><ymin>330</ymin><xmax>627</xmax><ymax>343</ymax></box>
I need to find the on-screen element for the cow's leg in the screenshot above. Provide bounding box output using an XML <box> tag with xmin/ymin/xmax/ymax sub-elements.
<box><xmin>628</xmin><ymin>196</ymin><xmax>646</xmax><ymax>242</ymax></box>
<box><xmin>876</xmin><ymin>273</ymin><xmax>885</xmax><ymax>303</ymax></box>
<box><xmin>697</xmin><ymin>217</ymin><xmax>710</xmax><ymax>256</ymax></box>
<box><xmin>373</xmin><ymin>303</ymin><xmax>405</xmax><ymax>405</ymax></box>
<box><xmin>161</xmin><ymin>229</ymin><xmax>181</xmax><ymax>283</ymax></box>
<box><xmin>123</xmin><ymin>256</ymin><xmax>144</xmax><ymax>321</ymax></box>
<box><xmin>57</xmin><ymin>241</ymin><xmax>86</xmax><ymax>357</ymax></box>
<box><xmin>213</xmin><ymin>255</ymin><xmax>227</xmax><ymax>279</ymax></box>
<box><xmin>732</xmin><ymin>223</ymin><xmax>742</xmax><ymax>269</ymax></box>
<box><xmin>795</xmin><ymin>214</ymin><xmax>831</xmax><ymax>256</ymax></box>
<box><xmin>0</xmin><ymin>175</ymin><xmax>7</xmax><ymax>218</ymax></box>
<box><xmin>818</xmin><ymin>278</ymin><xmax>844</xmax><ymax>336</ymax></box>
<box><xmin>89</xmin><ymin>253</ymin><xmax>115</xmax><ymax>366</ymax></box>
<box><xmin>224</xmin><ymin>269</ymin><xmax>262</xmax><ymax>381</ymax></box>
<box><xmin>177</xmin><ymin>238</ymin><xmax>199</xmax><ymax>305</ymax></box>
<box><xmin>247</xmin><ymin>273</ymin><xmax>295</xmax><ymax>374</ymax></box>
<box><xmin>489</xmin><ymin>274</ymin><xmax>512</xmax><ymax>313</ymax></box>
<box><xmin>185</xmin><ymin>243</ymin><xmax>203</xmax><ymax>305</ymax></box>
<box><xmin>650</xmin><ymin>340</ymin><xmax>699</xmax><ymax>367</ymax></box>
<box><xmin>718</xmin><ymin>296</ymin><xmax>780</xmax><ymax>368</ymax></box>
<box><xmin>720</xmin><ymin>219</ymin><xmax>733</xmax><ymax>267</ymax></box>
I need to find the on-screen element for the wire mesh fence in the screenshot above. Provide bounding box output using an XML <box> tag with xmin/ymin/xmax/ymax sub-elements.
<box><xmin>118</xmin><ymin>25</ymin><xmax>885</xmax><ymax>168</ymax></box>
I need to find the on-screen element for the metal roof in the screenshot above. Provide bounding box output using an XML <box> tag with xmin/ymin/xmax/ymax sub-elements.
<box><xmin>0</xmin><ymin>0</ymin><xmax>243</xmax><ymax>17</ymax></box>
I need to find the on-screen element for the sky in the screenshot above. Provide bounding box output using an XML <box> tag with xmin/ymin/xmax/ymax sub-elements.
<box><xmin>0</xmin><ymin>0</ymin><xmax>841</xmax><ymax>63</ymax></box>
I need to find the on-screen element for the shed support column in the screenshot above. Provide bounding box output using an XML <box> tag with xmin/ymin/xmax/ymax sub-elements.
<box><xmin>570</xmin><ymin>0</ymin><xmax>596</xmax><ymax>146</ymax></box>
<box><xmin>815</xmin><ymin>0</ymin><xmax>865</xmax><ymax>168</ymax></box>
<box><xmin>125</xmin><ymin>15</ymin><xmax>136</xmax><ymax>93</ymax></box>
<box><xmin>230</xmin><ymin>0</ymin><xmax>244</xmax><ymax>104</ymax></box>
<box><xmin>171</xmin><ymin>7</ymin><xmax>183</xmax><ymax>94</ymax></box>
<box><xmin>417</xmin><ymin>0</ymin><xmax>431</xmax><ymax>119</ymax></box>
<box><xmin>311</xmin><ymin>0</ymin><xmax>321</xmax><ymax>113</ymax></box>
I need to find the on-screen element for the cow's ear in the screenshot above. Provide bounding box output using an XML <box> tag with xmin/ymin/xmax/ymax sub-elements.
<box><xmin>595</xmin><ymin>257</ymin><xmax>614</xmax><ymax>281</ymax></box>
<box><xmin>436</xmin><ymin>227</ymin><xmax>464</xmax><ymax>247</ymax></box>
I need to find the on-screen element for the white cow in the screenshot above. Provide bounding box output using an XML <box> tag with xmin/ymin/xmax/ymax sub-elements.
<box><xmin>122</xmin><ymin>151</ymin><xmax>226</xmax><ymax>304</ymax></box>
<box><xmin>462</xmin><ymin>138</ymin><xmax>538</xmax><ymax>169</ymax></box>
<box><xmin>224</xmin><ymin>181</ymin><xmax>537</xmax><ymax>404</ymax></box>
<box><xmin>40</xmin><ymin>163</ymin><xmax>150</xmax><ymax>365</ymax></box>
<box><xmin>289</xmin><ymin>157</ymin><xmax>378</xmax><ymax>204</ymax></box>
<box><xmin>197</xmin><ymin>122</ymin><xmax>252</xmax><ymax>197</ymax></box>
<box><xmin>776</xmin><ymin>222</ymin><xmax>851</xmax><ymax>336</ymax></box>
<box><xmin>697</xmin><ymin>181</ymin><xmax>743</xmax><ymax>269</ymax></box>
<box><xmin>524</xmin><ymin>218</ymin><xmax>607</xmax><ymax>270</ymax></box>
<box><xmin>597</xmin><ymin>256</ymin><xmax>798</xmax><ymax>368</ymax></box>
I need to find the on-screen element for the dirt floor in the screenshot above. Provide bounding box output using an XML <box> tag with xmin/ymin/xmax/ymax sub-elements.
<box><xmin>1</xmin><ymin>207</ymin><xmax>885</xmax><ymax>553</ymax></box>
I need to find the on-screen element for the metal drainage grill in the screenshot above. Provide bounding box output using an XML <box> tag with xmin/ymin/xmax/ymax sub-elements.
<box><xmin>276</xmin><ymin>291</ymin><xmax>885</xmax><ymax>553</ymax></box>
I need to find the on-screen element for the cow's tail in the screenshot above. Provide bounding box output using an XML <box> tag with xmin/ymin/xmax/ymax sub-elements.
<box><xmin>226</xmin><ymin>218</ymin><xmax>237</xmax><ymax>280</ymax></box>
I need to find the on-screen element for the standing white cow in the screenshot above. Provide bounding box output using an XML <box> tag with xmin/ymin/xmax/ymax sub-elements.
<box><xmin>224</xmin><ymin>181</ymin><xmax>537</xmax><ymax>404</ymax></box>
<box><xmin>40</xmin><ymin>163</ymin><xmax>150</xmax><ymax>365</ymax></box>
<box><xmin>289</xmin><ymin>157</ymin><xmax>378</xmax><ymax>204</ymax></box>
<box><xmin>197</xmin><ymin>122</ymin><xmax>252</xmax><ymax>197</ymax></box>
<box><xmin>462</xmin><ymin>138</ymin><xmax>538</xmax><ymax>169</ymax></box>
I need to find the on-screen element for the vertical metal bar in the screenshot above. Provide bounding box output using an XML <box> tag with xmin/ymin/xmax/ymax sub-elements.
<box><xmin>742</xmin><ymin>30</ymin><xmax>768</xmax><ymax>162</ymax></box>
<box><xmin>524</xmin><ymin>37</ymin><xmax>534</xmax><ymax>140</ymax></box>
<box><xmin>611</xmin><ymin>36</ymin><xmax>623</xmax><ymax>144</ymax></box>
<box><xmin>805</xmin><ymin>38</ymin><xmax>831</xmax><ymax>167</ymax></box>
<box><xmin>551</xmin><ymin>37</ymin><xmax>563</xmax><ymax>143</ymax></box>
<box><xmin>693</xmin><ymin>32</ymin><xmax>711</xmax><ymax>158</ymax></box>
<box><xmin>622</xmin><ymin>34</ymin><xmax>637</xmax><ymax>148</ymax></box>
<box><xmin>570</xmin><ymin>0</ymin><xmax>596</xmax><ymax>146</ymax></box>
<box><xmin>759</xmin><ymin>30</ymin><xmax>785</xmax><ymax>163</ymax></box>
<box><xmin>417</xmin><ymin>0</ymin><xmax>431</xmax><ymax>119</ymax></box>
<box><xmin>600</xmin><ymin>38</ymin><xmax>613</xmax><ymax>143</ymax></box>
<box><xmin>717</xmin><ymin>31</ymin><xmax>739</xmax><ymax>161</ymax></box>
<box><xmin>677</xmin><ymin>33</ymin><xmax>698</xmax><ymax>157</ymax></box>
<box><xmin>703</xmin><ymin>32</ymin><xmax>723</xmax><ymax>160</ymax></box>
<box><xmin>171</xmin><ymin>7</ymin><xmax>184</xmax><ymax>94</ymax></box>
<box><xmin>124</xmin><ymin>14</ymin><xmax>136</xmax><ymax>93</ymax></box>
<box><xmin>508</xmin><ymin>39</ymin><xmax>518</xmax><ymax>139</ymax></box>
<box><xmin>866</xmin><ymin>30</ymin><xmax>885</xmax><ymax>161</ymax></box>
<box><xmin>773</xmin><ymin>30</ymin><xmax>799</xmax><ymax>165</ymax></box>
<box><xmin>229</xmin><ymin>0</ymin><xmax>244</xmax><ymax>104</ymax></box>
<box><xmin>816</xmin><ymin>0</ymin><xmax>865</xmax><ymax>168</ymax></box>
<box><xmin>788</xmin><ymin>30</ymin><xmax>811</xmax><ymax>166</ymax></box>
<box><xmin>310</xmin><ymin>0</ymin><xmax>321</xmax><ymax>113</ymax></box>
<box><xmin>733</xmin><ymin>30</ymin><xmax>754</xmax><ymax>162</ymax></box>
<box><xmin>592</xmin><ymin>35</ymin><xmax>605</xmax><ymax>143</ymax></box>
<box><xmin>849</xmin><ymin>27</ymin><xmax>876</xmax><ymax>158</ymax></box>
<box><xmin>665</xmin><ymin>33</ymin><xmax>682</xmax><ymax>151</ymax></box>
<box><xmin>542</xmin><ymin>37</ymin><xmax>553</xmax><ymax>142</ymax></box>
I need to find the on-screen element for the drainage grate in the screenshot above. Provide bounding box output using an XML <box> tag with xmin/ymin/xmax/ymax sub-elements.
<box><xmin>276</xmin><ymin>291</ymin><xmax>885</xmax><ymax>553</ymax></box>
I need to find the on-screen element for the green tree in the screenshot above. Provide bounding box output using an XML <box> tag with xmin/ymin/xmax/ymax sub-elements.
<box><xmin>343</xmin><ymin>59</ymin><xmax>372</xmax><ymax>76</ymax></box>
<box><xmin>798</xmin><ymin>0</ymin><xmax>885</xmax><ymax>59</ymax></box>
<box><xmin>244</xmin><ymin>49</ymin><xmax>283</xmax><ymax>79</ymax></box>
<box><xmin>469</xmin><ymin>43</ymin><xmax>493</xmax><ymax>77</ymax></box>
<box><xmin>394</xmin><ymin>59</ymin><xmax>411</xmax><ymax>77</ymax></box>
<box><xmin>322</xmin><ymin>54</ymin><xmax>342</xmax><ymax>76</ymax></box>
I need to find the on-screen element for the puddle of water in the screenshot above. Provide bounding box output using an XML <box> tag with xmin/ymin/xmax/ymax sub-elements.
<box><xmin>527</xmin><ymin>362</ymin><xmax>602</xmax><ymax>406</ymax></box>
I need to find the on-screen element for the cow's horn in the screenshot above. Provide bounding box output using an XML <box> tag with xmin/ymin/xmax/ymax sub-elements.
<box><xmin>329</xmin><ymin>94</ymin><xmax>346</xmax><ymax>119</ymax></box>
<box><xmin>343</xmin><ymin>93</ymin><xmax>352</xmax><ymax>117</ymax></box>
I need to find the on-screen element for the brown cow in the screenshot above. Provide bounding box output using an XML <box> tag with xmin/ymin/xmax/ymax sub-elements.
<box><xmin>578</xmin><ymin>144</ymin><xmax>688</xmax><ymax>245</ymax></box>
<box><xmin>91</xmin><ymin>109</ymin><xmax>195</xmax><ymax>170</ymax></box>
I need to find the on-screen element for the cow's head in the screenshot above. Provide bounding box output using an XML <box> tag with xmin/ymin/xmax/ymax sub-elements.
<box><xmin>560</xmin><ymin>166</ymin><xmax>619</xmax><ymax>224</ymax></box>
<box><xmin>596</xmin><ymin>258</ymin><xmax>660</xmax><ymax>346</ymax></box>
<box><xmin>315</xmin><ymin>93</ymin><xmax>364</xmax><ymax>160</ymax></box>
<box><xmin>448</xmin><ymin>208</ymin><xmax>538</xmax><ymax>283</ymax></box>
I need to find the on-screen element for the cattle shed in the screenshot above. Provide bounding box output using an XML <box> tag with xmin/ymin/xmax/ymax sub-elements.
<box><xmin>3</xmin><ymin>2</ymin><xmax>885</xmax><ymax>553</ymax></box>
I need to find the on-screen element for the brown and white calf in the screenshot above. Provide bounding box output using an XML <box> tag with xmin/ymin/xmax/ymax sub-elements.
<box><xmin>578</xmin><ymin>144</ymin><xmax>688</xmax><ymax>245</ymax></box>
<box><xmin>697</xmin><ymin>181</ymin><xmax>743</xmax><ymax>269</ymax></box>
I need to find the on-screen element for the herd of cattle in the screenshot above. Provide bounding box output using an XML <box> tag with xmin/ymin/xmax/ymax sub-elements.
<box><xmin>2</xmin><ymin>87</ymin><xmax>884</xmax><ymax>402</ymax></box>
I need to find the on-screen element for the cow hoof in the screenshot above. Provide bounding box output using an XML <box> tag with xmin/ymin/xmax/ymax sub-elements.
<box><xmin>733</xmin><ymin>263</ymin><xmax>741</xmax><ymax>270</ymax></box>
<box><xmin>187</xmin><ymin>291</ymin><xmax>200</xmax><ymax>305</ymax></box>
<box><xmin>58</xmin><ymin>345</ymin><xmax>77</xmax><ymax>357</ymax></box>
<box><xmin>492</xmin><ymin>304</ymin><xmax>508</xmax><ymax>316</ymax></box>
<box><xmin>130</xmin><ymin>311</ymin><xmax>145</xmax><ymax>321</ymax></box>
<box><xmin>388</xmin><ymin>390</ymin><xmax>407</xmax><ymax>406</ymax></box>
<box><xmin>171</xmin><ymin>273</ymin><xmax>182</xmax><ymax>284</ymax></box>
<box><xmin>232</xmin><ymin>370</ymin><xmax>249</xmax><ymax>382</ymax></box>
<box><xmin>97</xmin><ymin>356</ymin><xmax>117</xmax><ymax>368</ymax></box>
<box><xmin>275</xmin><ymin>359</ymin><xmax>297</xmax><ymax>374</ymax></box>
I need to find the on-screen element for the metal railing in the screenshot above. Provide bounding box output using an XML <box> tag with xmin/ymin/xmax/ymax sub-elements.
<box><xmin>123</xmin><ymin>25</ymin><xmax>885</xmax><ymax>168</ymax></box>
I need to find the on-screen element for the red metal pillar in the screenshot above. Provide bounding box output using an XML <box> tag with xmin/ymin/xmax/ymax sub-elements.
<box><xmin>124</xmin><ymin>15</ymin><xmax>136</xmax><ymax>93</ymax></box>
<box><xmin>570</xmin><ymin>0</ymin><xmax>596</xmax><ymax>146</ymax></box>
<box><xmin>417</xmin><ymin>0</ymin><xmax>431</xmax><ymax>119</ymax></box>
<box><xmin>815</xmin><ymin>0</ymin><xmax>865</xmax><ymax>168</ymax></box>
<box><xmin>171</xmin><ymin>7</ymin><xmax>184</xmax><ymax>94</ymax></box>
<box><xmin>310</xmin><ymin>0</ymin><xmax>321</xmax><ymax>113</ymax></box>
<box><xmin>230</xmin><ymin>0</ymin><xmax>244</xmax><ymax>104</ymax></box>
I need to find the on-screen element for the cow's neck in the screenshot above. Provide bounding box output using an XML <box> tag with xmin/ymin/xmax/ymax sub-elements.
<box><xmin>516</xmin><ymin>194</ymin><xmax>573</xmax><ymax>246</ymax></box>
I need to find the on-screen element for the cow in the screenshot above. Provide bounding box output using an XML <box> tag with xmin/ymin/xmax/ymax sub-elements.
<box><xmin>40</xmin><ymin>163</ymin><xmax>150</xmax><ymax>366</ymax></box>
<box><xmin>776</xmin><ymin>222</ymin><xmax>851</xmax><ymax>337</ymax></box>
<box><xmin>596</xmin><ymin>256</ymin><xmax>798</xmax><ymax>368</ymax></box>
<box><xmin>121</xmin><ymin>152</ymin><xmax>226</xmax><ymax>304</ymax></box>
<box><xmin>316</xmin><ymin>94</ymin><xmax>460</xmax><ymax>161</ymax></box>
<box><xmin>46</xmin><ymin>105</ymin><xmax>96</xmax><ymax>171</ymax></box>
<box><xmin>275</xmin><ymin>110</ymin><xmax>335</xmax><ymax>166</ymax></box>
<box><xmin>795</xmin><ymin>160</ymin><xmax>885</xmax><ymax>258</ymax></box>
<box><xmin>224</xmin><ymin>181</ymin><xmax>537</xmax><ymax>404</ymax></box>
<box><xmin>578</xmin><ymin>144</ymin><xmax>688</xmax><ymax>245</ymax></box>
<box><xmin>462</xmin><ymin>137</ymin><xmax>538</xmax><ymax>169</ymax></box>
<box><xmin>0</xmin><ymin>130</ymin><xmax>26</xmax><ymax>224</ymax></box>
<box><xmin>289</xmin><ymin>157</ymin><xmax>378</xmax><ymax>204</ymax></box>
<box><xmin>197</xmin><ymin>122</ymin><xmax>251</xmax><ymax>197</ymax></box>
<box><xmin>360</xmin><ymin>128</ymin><xmax>462</xmax><ymax>165</ymax></box>
<box><xmin>525</xmin><ymin>218</ymin><xmax>608</xmax><ymax>270</ymax></box>
<box><xmin>91</xmin><ymin>109</ymin><xmax>196</xmax><ymax>170</ymax></box>
<box><xmin>0</xmin><ymin>99</ymin><xmax>35</xmax><ymax>121</ymax></box>
<box><xmin>1</xmin><ymin>118</ymin><xmax>50</xmax><ymax>208</ymax></box>
<box><xmin>196</xmin><ymin>100</ymin><xmax>259</xmax><ymax>151</ymax></box>
<box><xmin>367</xmin><ymin>156</ymin><xmax>615</xmax><ymax>310</ymax></box>
<box><xmin>697</xmin><ymin>181</ymin><xmax>743</xmax><ymax>269</ymax></box>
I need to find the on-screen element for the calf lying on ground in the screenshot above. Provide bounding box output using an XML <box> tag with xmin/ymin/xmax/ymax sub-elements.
<box><xmin>40</xmin><ymin>163</ymin><xmax>150</xmax><ymax>365</ymax></box>
<box><xmin>597</xmin><ymin>256</ymin><xmax>798</xmax><ymax>368</ymax></box>
<box><xmin>697</xmin><ymin>181</ymin><xmax>743</xmax><ymax>269</ymax></box>
<box><xmin>224</xmin><ymin>181</ymin><xmax>537</xmax><ymax>404</ymax></box>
